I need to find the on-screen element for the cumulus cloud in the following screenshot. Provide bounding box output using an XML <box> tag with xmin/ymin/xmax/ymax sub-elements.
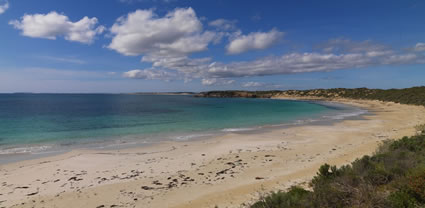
<box><xmin>108</xmin><ymin>8</ymin><xmax>216</xmax><ymax>56</ymax></box>
<box><xmin>0</xmin><ymin>0</ymin><xmax>8</xmax><ymax>14</ymax></box>
<box><xmin>108</xmin><ymin>8</ymin><xmax>424</xmax><ymax>86</ymax></box>
<box><xmin>206</xmin><ymin>51</ymin><xmax>423</xmax><ymax>78</ymax></box>
<box><xmin>9</xmin><ymin>11</ymin><xmax>105</xmax><ymax>44</ymax></box>
<box><xmin>123</xmin><ymin>69</ymin><xmax>176</xmax><ymax>81</ymax></box>
<box><xmin>201</xmin><ymin>78</ymin><xmax>235</xmax><ymax>86</ymax></box>
<box><xmin>226</xmin><ymin>29</ymin><xmax>284</xmax><ymax>54</ymax></box>
<box><xmin>141</xmin><ymin>55</ymin><xmax>211</xmax><ymax>78</ymax></box>
<box><xmin>209</xmin><ymin>19</ymin><xmax>237</xmax><ymax>31</ymax></box>
<box><xmin>124</xmin><ymin>39</ymin><xmax>425</xmax><ymax>83</ymax></box>
<box><xmin>414</xmin><ymin>43</ymin><xmax>425</xmax><ymax>52</ymax></box>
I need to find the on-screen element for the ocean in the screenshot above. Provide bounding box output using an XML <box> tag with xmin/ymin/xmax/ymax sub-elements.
<box><xmin>0</xmin><ymin>94</ymin><xmax>365</xmax><ymax>163</ymax></box>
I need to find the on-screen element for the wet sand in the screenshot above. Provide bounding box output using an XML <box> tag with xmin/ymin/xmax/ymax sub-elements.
<box><xmin>1</xmin><ymin>97</ymin><xmax>425</xmax><ymax>208</ymax></box>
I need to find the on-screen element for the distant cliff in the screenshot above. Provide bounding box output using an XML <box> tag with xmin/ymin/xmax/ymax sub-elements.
<box><xmin>196</xmin><ymin>86</ymin><xmax>425</xmax><ymax>106</ymax></box>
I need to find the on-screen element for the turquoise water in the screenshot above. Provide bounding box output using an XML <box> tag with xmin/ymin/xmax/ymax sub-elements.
<box><xmin>0</xmin><ymin>94</ymin><xmax>363</xmax><ymax>158</ymax></box>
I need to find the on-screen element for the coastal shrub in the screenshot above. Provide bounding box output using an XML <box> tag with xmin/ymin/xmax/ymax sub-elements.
<box><xmin>249</xmin><ymin>135</ymin><xmax>425</xmax><ymax>208</ymax></box>
<box><xmin>388</xmin><ymin>190</ymin><xmax>418</xmax><ymax>208</ymax></box>
<box><xmin>202</xmin><ymin>86</ymin><xmax>425</xmax><ymax>107</ymax></box>
<box><xmin>416</xmin><ymin>124</ymin><xmax>425</xmax><ymax>135</ymax></box>
<box><xmin>407</xmin><ymin>168</ymin><xmax>425</xmax><ymax>202</ymax></box>
<box><xmin>250</xmin><ymin>186</ymin><xmax>312</xmax><ymax>208</ymax></box>
<box><xmin>390</xmin><ymin>136</ymin><xmax>425</xmax><ymax>152</ymax></box>
<box><xmin>365</xmin><ymin>167</ymin><xmax>392</xmax><ymax>185</ymax></box>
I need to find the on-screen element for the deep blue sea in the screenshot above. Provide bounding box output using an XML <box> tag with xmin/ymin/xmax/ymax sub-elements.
<box><xmin>0</xmin><ymin>94</ymin><xmax>365</xmax><ymax>163</ymax></box>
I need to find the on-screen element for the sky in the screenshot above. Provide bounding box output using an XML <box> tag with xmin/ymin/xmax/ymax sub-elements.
<box><xmin>0</xmin><ymin>0</ymin><xmax>425</xmax><ymax>93</ymax></box>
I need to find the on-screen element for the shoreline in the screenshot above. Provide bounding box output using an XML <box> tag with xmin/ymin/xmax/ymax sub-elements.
<box><xmin>1</xmin><ymin>98</ymin><xmax>425</xmax><ymax>208</ymax></box>
<box><xmin>0</xmin><ymin>99</ymin><xmax>362</xmax><ymax>165</ymax></box>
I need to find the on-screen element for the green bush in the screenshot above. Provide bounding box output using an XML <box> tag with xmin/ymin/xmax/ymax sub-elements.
<box><xmin>388</xmin><ymin>190</ymin><xmax>418</xmax><ymax>208</ymax></box>
<box><xmin>390</xmin><ymin>136</ymin><xmax>425</xmax><ymax>152</ymax></box>
<box><xmin>201</xmin><ymin>86</ymin><xmax>425</xmax><ymax>107</ymax></box>
<box><xmin>407</xmin><ymin>168</ymin><xmax>425</xmax><ymax>202</ymax></box>
<box><xmin>249</xmin><ymin>135</ymin><xmax>425</xmax><ymax>208</ymax></box>
<box><xmin>250</xmin><ymin>186</ymin><xmax>312</xmax><ymax>208</ymax></box>
<box><xmin>365</xmin><ymin>167</ymin><xmax>392</xmax><ymax>185</ymax></box>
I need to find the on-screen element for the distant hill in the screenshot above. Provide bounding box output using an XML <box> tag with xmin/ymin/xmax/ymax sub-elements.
<box><xmin>196</xmin><ymin>86</ymin><xmax>425</xmax><ymax>107</ymax></box>
<box><xmin>195</xmin><ymin>90</ymin><xmax>279</xmax><ymax>98</ymax></box>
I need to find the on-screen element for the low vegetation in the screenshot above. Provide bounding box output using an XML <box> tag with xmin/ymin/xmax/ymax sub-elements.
<box><xmin>238</xmin><ymin>86</ymin><xmax>425</xmax><ymax>207</ymax></box>
<box><xmin>195</xmin><ymin>90</ymin><xmax>280</xmax><ymax>98</ymax></box>
<box><xmin>416</xmin><ymin>124</ymin><xmax>425</xmax><ymax>135</ymax></box>
<box><xmin>250</xmin><ymin>134</ymin><xmax>425</xmax><ymax>208</ymax></box>
<box><xmin>280</xmin><ymin>87</ymin><xmax>425</xmax><ymax>106</ymax></box>
<box><xmin>197</xmin><ymin>86</ymin><xmax>425</xmax><ymax>107</ymax></box>
<box><xmin>196</xmin><ymin>87</ymin><xmax>425</xmax><ymax>207</ymax></box>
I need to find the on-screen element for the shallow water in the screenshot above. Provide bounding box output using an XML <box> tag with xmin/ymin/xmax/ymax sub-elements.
<box><xmin>0</xmin><ymin>94</ymin><xmax>365</xmax><ymax>163</ymax></box>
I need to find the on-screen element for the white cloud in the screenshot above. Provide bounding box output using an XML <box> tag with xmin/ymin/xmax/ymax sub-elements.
<box><xmin>226</xmin><ymin>29</ymin><xmax>284</xmax><ymax>54</ymax></box>
<box><xmin>209</xmin><ymin>19</ymin><xmax>237</xmax><ymax>31</ymax></box>
<box><xmin>414</xmin><ymin>42</ymin><xmax>425</xmax><ymax>52</ymax></box>
<box><xmin>206</xmin><ymin>51</ymin><xmax>422</xmax><ymax>78</ymax></box>
<box><xmin>242</xmin><ymin>82</ymin><xmax>264</xmax><ymax>87</ymax></box>
<box><xmin>124</xmin><ymin>40</ymin><xmax>425</xmax><ymax>85</ymax></box>
<box><xmin>9</xmin><ymin>11</ymin><xmax>105</xmax><ymax>44</ymax></box>
<box><xmin>0</xmin><ymin>0</ymin><xmax>8</xmax><ymax>14</ymax></box>
<box><xmin>141</xmin><ymin>54</ymin><xmax>211</xmax><ymax>79</ymax></box>
<box><xmin>125</xmin><ymin>39</ymin><xmax>424</xmax><ymax>84</ymax></box>
<box><xmin>201</xmin><ymin>78</ymin><xmax>235</xmax><ymax>86</ymax></box>
<box><xmin>108</xmin><ymin>8</ymin><xmax>424</xmax><ymax>86</ymax></box>
<box><xmin>123</xmin><ymin>69</ymin><xmax>176</xmax><ymax>81</ymax></box>
<box><xmin>108</xmin><ymin>8</ymin><xmax>216</xmax><ymax>56</ymax></box>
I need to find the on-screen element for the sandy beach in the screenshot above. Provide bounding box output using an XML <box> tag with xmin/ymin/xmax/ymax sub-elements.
<box><xmin>1</xmin><ymin>97</ymin><xmax>425</xmax><ymax>208</ymax></box>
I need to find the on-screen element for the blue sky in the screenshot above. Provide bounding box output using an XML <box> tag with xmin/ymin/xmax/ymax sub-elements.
<box><xmin>0</xmin><ymin>0</ymin><xmax>425</xmax><ymax>93</ymax></box>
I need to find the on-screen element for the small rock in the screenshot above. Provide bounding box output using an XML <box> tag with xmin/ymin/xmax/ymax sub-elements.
<box><xmin>26</xmin><ymin>192</ymin><xmax>38</xmax><ymax>196</ymax></box>
<box><xmin>141</xmin><ymin>186</ymin><xmax>153</xmax><ymax>190</ymax></box>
